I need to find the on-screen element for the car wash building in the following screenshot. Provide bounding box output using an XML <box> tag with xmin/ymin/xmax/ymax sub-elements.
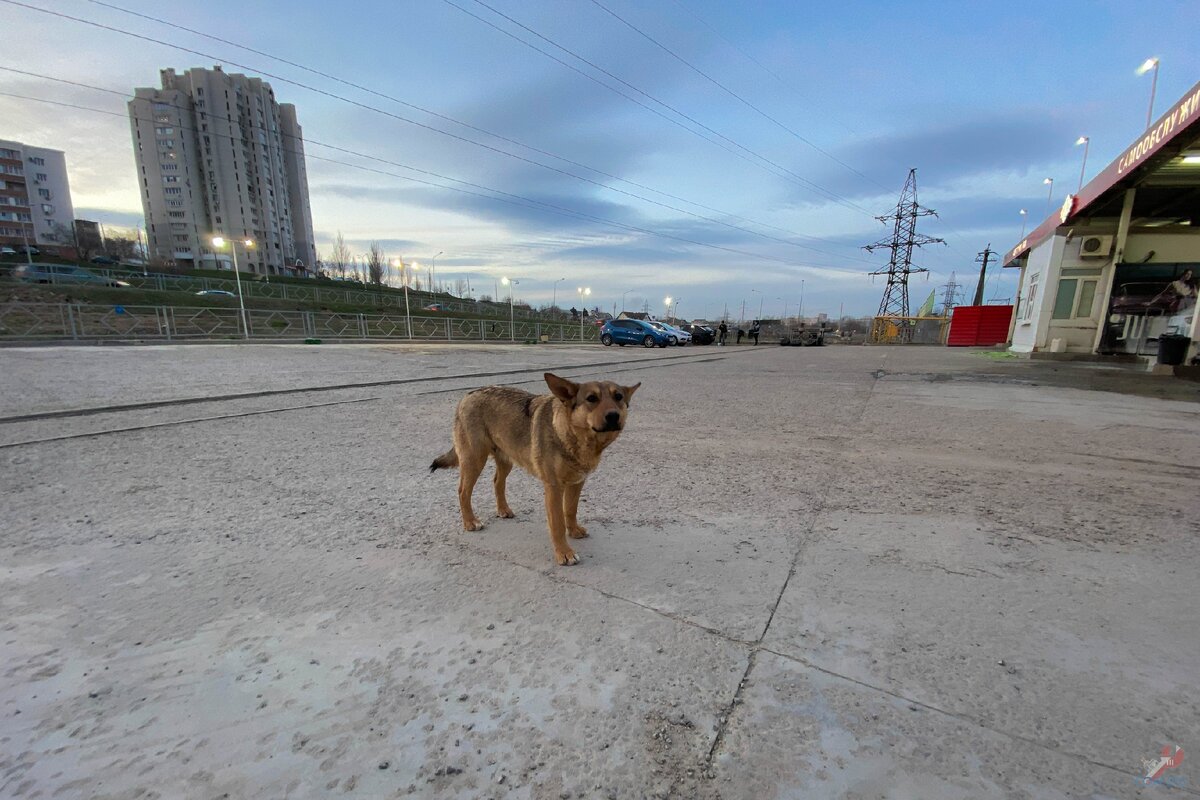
<box><xmin>1004</xmin><ymin>79</ymin><xmax>1200</xmax><ymax>366</ymax></box>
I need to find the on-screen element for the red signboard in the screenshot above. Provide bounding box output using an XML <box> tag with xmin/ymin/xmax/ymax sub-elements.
<box><xmin>1005</xmin><ymin>78</ymin><xmax>1200</xmax><ymax>266</ymax></box>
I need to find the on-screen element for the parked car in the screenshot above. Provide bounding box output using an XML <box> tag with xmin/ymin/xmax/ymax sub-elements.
<box><xmin>650</xmin><ymin>321</ymin><xmax>691</xmax><ymax>345</ymax></box>
<box><xmin>18</xmin><ymin>245</ymin><xmax>40</xmax><ymax>256</ymax></box>
<box><xmin>90</xmin><ymin>255</ymin><xmax>120</xmax><ymax>266</ymax></box>
<box><xmin>195</xmin><ymin>289</ymin><xmax>236</xmax><ymax>297</ymax></box>
<box><xmin>0</xmin><ymin>246</ymin><xmax>16</xmax><ymax>256</ymax></box>
<box><xmin>679</xmin><ymin>324</ymin><xmax>715</xmax><ymax>345</ymax></box>
<box><xmin>14</xmin><ymin>263</ymin><xmax>129</xmax><ymax>287</ymax></box>
<box><xmin>425</xmin><ymin>303</ymin><xmax>446</xmax><ymax>312</ymax></box>
<box><xmin>599</xmin><ymin>318</ymin><xmax>672</xmax><ymax>348</ymax></box>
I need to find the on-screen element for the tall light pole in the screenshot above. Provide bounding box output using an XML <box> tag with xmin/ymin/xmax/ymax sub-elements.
<box><xmin>393</xmin><ymin>258</ymin><xmax>411</xmax><ymax>339</ymax></box>
<box><xmin>1075</xmin><ymin>136</ymin><xmax>1090</xmax><ymax>193</ymax></box>
<box><xmin>552</xmin><ymin>277</ymin><xmax>565</xmax><ymax>312</ymax></box>
<box><xmin>212</xmin><ymin>235</ymin><xmax>254</xmax><ymax>339</ymax></box>
<box><xmin>620</xmin><ymin>288</ymin><xmax>635</xmax><ymax>315</ymax></box>
<box><xmin>751</xmin><ymin>288</ymin><xmax>763</xmax><ymax>320</ymax></box>
<box><xmin>577</xmin><ymin>286</ymin><xmax>591</xmax><ymax>341</ymax></box>
<box><xmin>799</xmin><ymin>279</ymin><xmax>805</xmax><ymax>321</ymax></box>
<box><xmin>501</xmin><ymin>276</ymin><xmax>518</xmax><ymax>341</ymax></box>
<box><xmin>778</xmin><ymin>296</ymin><xmax>787</xmax><ymax>320</ymax></box>
<box><xmin>431</xmin><ymin>250</ymin><xmax>443</xmax><ymax>293</ymax></box>
<box><xmin>1043</xmin><ymin>177</ymin><xmax>1054</xmax><ymax>213</ymax></box>
<box><xmin>1138</xmin><ymin>57</ymin><xmax>1160</xmax><ymax>130</ymax></box>
<box><xmin>671</xmin><ymin>297</ymin><xmax>681</xmax><ymax>320</ymax></box>
<box><xmin>663</xmin><ymin>296</ymin><xmax>671</xmax><ymax>321</ymax></box>
<box><xmin>1019</xmin><ymin>209</ymin><xmax>1028</xmax><ymax>240</ymax></box>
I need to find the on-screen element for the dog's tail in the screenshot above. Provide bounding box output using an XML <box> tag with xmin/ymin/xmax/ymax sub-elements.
<box><xmin>429</xmin><ymin>448</ymin><xmax>459</xmax><ymax>473</ymax></box>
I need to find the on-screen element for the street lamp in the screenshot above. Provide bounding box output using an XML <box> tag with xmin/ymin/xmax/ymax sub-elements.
<box><xmin>799</xmin><ymin>279</ymin><xmax>805</xmax><ymax>321</ymax></box>
<box><xmin>777</xmin><ymin>296</ymin><xmax>787</xmax><ymax>320</ymax></box>
<box><xmin>750</xmin><ymin>288</ymin><xmax>763</xmax><ymax>320</ymax></box>
<box><xmin>501</xmin><ymin>276</ymin><xmax>518</xmax><ymax>341</ymax></box>
<box><xmin>1019</xmin><ymin>209</ymin><xmax>1028</xmax><ymax>240</ymax></box>
<box><xmin>620</xmin><ymin>288</ymin><xmax>635</xmax><ymax>315</ymax></box>
<box><xmin>1043</xmin><ymin>177</ymin><xmax>1054</xmax><ymax>212</ymax></box>
<box><xmin>1138</xmin><ymin>57</ymin><xmax>1160</xmax><ymax>130</ymax></box>
<box><xmin>663</xmin><ymin>296</ymin><xmax>672</xmax><ymax>321</ymax></box>
<box><xmin>1075</xmin><ymin>136</ymin><xmax>1090</xmax><ymax>193</ymax></box>
<box><xmin>211</xmin><ymin>235</ymin><xmax>253</xmax><ymax>338</ymax></box>
<box><xmin>393</xmin><ymin>258</ymin><xmax>412</xmax><ymax>339</ymax></box>
<box><xmin>431</xmin><ymin>250</ymin><xmax>443</xmax><ymax>293</ymax></box>
<box><xmin>577</xmin><ymin>286</ymin><xmax>591</xmax><ymax>341</ymax></box>
<box><xmin>552</xmin><ymin>277</ymin><xmax>565</xmax><ymax>312</ymax></box>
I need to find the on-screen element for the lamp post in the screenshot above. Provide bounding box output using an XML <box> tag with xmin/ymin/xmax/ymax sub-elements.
<box><xmin>778</xmin><ymin>297</ymin><xmax>787</xmax><ymax>321</ymax></box>
<box><xmin>577</xmin><ymin>286</ymin><xmax>591</xmax><ymax>341</ymax></box>
<box><xmin>1138</xmin><ymin>57</ymin><xmax>1160</xmax><ymax>130</ymax></box>
<box><xmin>799</xmin><ymin>279</ymin><xmax>806</xmax><ymax>321</ymax></box>
<box><xmin>1043</xmin><ymin>178</ymin><xmax>1054</xmax><ymax>212</ymax></box>
<box><xmin>663</xmin><ymin>296</ymin><xmax>671</xmax><ymax>322</ymax></box>
<box><xmin>394</xmin><ymin>258</ymin><xmax>412</xmax><ymax>339</ymax></box>
<box><xmin>1075</xmin><ymin>136</ymin><xmax>1090</xmax><ymax>193</ymax></box>
<box><xmin>671</xmin><ymin>297</ymin><xmax>681</xmax><ymax>320</ymax></box>
<box><xmin>501</xmin><ymin>276</ymin><xmax>518</xmax><ymax>341</ymax></box>
<box><xmin>620</xmin><ymin>288</ymin><xmax>635</xmax><ymax>315</ymax></box>
<box><xmin>1019</xmin><ymin>209</ymin><xmax>1028</xmax><ymax>240</ymax></box>
<box><xmin>751</xmin><ymin>288</ymin><xmax>763</xmax><ymax>321</ymax></box>
<box><xmin>552</xmin><ymin>277</ymin><xmax>565</xmax><ymax>312</ymax></box>
<box><xmin>431</xmin><ymin>250</ymin><xmax>443</xmax><ymax>293</ymax></box>
<box><xmin>212</xmin><ymin>235</ymin><xmax>253</xmax><ymax>338</ymax></box>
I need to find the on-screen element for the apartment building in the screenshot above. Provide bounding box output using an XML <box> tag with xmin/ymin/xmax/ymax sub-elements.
<box><xmin>0</xmin><ymin>139</ymin><xmax>77</xmax><ymax>254</ymax></box>
<box><xmin>128</xmin><ymin>66</ymin><xmax>318</xmax><ymax>275</ymax></box>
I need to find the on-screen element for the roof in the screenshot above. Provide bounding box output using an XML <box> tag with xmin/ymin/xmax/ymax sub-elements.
<box><xmin>1004</xmin><ymin>79</ymin><xmax>1200</xmax><ymax>267</ymax></box>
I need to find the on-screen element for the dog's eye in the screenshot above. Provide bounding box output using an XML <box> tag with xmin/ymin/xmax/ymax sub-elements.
<box><xmin>586</xmin><ymin>394</ymin><xmax>599</xmax><ymax>404</ymax></box>
<box><xmin>613</xmin><ymin>393</ymin><xmax>623</xmax><ymax>402</ymax></box>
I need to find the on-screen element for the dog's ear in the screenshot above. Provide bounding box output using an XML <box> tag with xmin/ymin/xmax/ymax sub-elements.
<box><xmin>622</xmin><ymin>382</ymin><xmax>641</xmax><ymax>404</ymax></box>
<box><xmin>544</xmin><ymin>372</ymin><xmax>579</xmax><ymax>403</ymax></box>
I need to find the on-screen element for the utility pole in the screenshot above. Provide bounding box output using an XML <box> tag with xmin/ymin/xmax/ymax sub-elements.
<box><xmin>972</xmin><ymin>245</ymin><xmax>993</xmax><ymax>306</ymax></box>
<box><xmin>863</xmin><ymin>169</ymin><xmax>945</xmax><ymax>340</ymax></box>
<box><xmin>940</xmin><ymin>271</ymin><xmax>963</xmax><ymax>315</ymax></box>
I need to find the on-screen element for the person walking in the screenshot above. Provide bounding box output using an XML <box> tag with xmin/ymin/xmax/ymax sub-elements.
<box><xmin>749</xmin><ymin>320</ymin><xmax>761</xmax><ymax>345</ymax></box>
<box><xmin>718</xmin><ymin>320</ymin><xmax>728</xmax><ymax>345</ymax></box>
<box><xmin>736</xmin><ymin>327</ymin><xmax>744</xmax><ymax>345</ymax></box>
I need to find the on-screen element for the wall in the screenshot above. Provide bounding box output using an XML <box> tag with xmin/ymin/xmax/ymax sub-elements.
<box><xmin>1010</xmin><ymin>236</ymin><xmax>1060</xmax><ymax>352</ymax></box>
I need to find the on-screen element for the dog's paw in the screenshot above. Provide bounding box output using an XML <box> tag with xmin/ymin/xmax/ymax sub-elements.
<box><xmin>554</xmin><ymin>548</ymin><xmax>579</xmax><ymax>566</ymax></box>
<box><xmin>497</xmin><ymin>507</ymin><xmax>516</xmax><ymax>519</ymax></box>
<box><xmin>567</xmin><ymin>524</ymin><xmax>588</xmax><ymax>539</ymax></box>
<box><xmin>463</xmin><ymin>518</ymin><xmax>485</xmax><ymax>532</ymax></box>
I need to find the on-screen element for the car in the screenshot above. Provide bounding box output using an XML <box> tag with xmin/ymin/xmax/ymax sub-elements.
<box><xmin>679</xmin><ymin>324</ymin><xmax>715</xmax><ymax>345</ymax></box>
<box><xmin>196</xmin><ymin>289</ymin><xmax>236</xmax><ymax>297</ymax></box>
<box><xmin>425</xmin><ymin>303</ymin><xmax>445</xmax><ymax>312</ymax></box>
<box><xmin>599</xmin><ymin>318</ymin><xmax>673</xmax><ymax>348</ymax></box>
<box><xmin>0</xmin><ymin>246</ymin><xmax>16</xmax><ymax>256</ymax></box>
<box><xmin>649</xmin><ymin>321</ymin><xmax>691</xmax><ymax>345</ymax></box>
<box><xmin>14</xmin><ymin>263</ymin><xmax>129</xmax><ymax>287</ymax></box>
<box><xmin>18</xmin><ymin>245</ymin><xmax>40</xmax><ymax>256</ymax></box>
<box><xmin>90</xmin><ymin>255</ymin><xmax>120</xmax><ymax>266</ymax></box>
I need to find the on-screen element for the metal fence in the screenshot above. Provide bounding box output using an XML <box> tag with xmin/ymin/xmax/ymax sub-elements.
<box><xmin>0</xmin><ymin>303</ymin><xmax>601</xmax><ymax>343</ymax></box>
<box><xmin>869</xmin><ymin>316</ymin><xmax>950</xmax><ymax>344</ymax></box>
<box><xmin>5</xmin><ymin>266</ymin><xmax>568</xmax><ymax>322</ymax></box>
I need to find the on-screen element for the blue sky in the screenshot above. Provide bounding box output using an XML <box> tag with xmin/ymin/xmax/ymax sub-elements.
<box><xmin>2</xmin><ymin>0</ymin><xmax>1197</xmax><ymax>318</ymax></box>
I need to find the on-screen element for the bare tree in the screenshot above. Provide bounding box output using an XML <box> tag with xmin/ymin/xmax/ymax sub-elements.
<box><xmin>106</xmin><ymin>235</ymin><xmax>140</xmax><ymax>260</ymax></box>
<box><xmin>453</xmin><ymin>278</ymin><xmax>467</xmax><ymax>297</ymax></box>
<box><xmin>367</xmin><ymin>241</ymin><xmax>386</xmax><ymax>286</ymax></box>
<box><xmin>329</xmin><ymin>231</ymin><xmax>351</xmax><ymax>279</ymax></box>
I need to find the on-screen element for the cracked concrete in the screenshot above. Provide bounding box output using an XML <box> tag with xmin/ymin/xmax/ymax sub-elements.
<box><xmin>1</xmin><ymin>343</ymin><xmax>1197</xmax><ymax>798</ymax></box>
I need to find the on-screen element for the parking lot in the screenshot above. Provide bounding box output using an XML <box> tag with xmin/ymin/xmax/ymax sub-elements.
<box><xmin>2</xmin><ymin>342</ymin><xmax>1198</xmax><ymax>798</ymax></box>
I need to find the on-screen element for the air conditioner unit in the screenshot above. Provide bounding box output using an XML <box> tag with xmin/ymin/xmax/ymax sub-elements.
<box><xmin>1079</xmin><ymin>235</ymin><xmax>1113</xmax><ymax>258</ymax></box>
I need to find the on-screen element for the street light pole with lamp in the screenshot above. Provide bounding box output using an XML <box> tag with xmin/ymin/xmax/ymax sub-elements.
<box><xmin>393</xmin><ymin>258</ymin><xmax>412</xmax><ymax>339</ymax></box>
<box><xmin>501</xmin><ymin>276</ymin><xmax>518</xmax><ymax>341</ymax></box>
<box><xmin>620</xmin><ymin>288</ymin><xmax>635</xmax><ymax>315</ymax></box>
<box><xmin>1043</xmin><ymin>177</ymin><xmax>1054</xmax><ymax>212</ymax></box>
<box><xmin>1138</xmin><ymin>57</ymin><xmax>1160</xmax><ymax>130</ymax></box>
<box><xmin>751</xmin><ymin>288</ymin><xmax>763</xmax><ymax>321</ymax></box>
<box><xmin>1019</xmin><ymin>209</ymin><xmax>1028</xmax><ymax>240</ymax></box>
<box><xmin>212</xmin><ymin>235</ymin><xmax>253</xmax><ymax>338</ymax></box>
<box><xmin>552</xmin><ymin>277</ymin><xmax>565</xmax><ymax>312</ymax></box>
<box><xmin>799</xmin><ymin>279</ymin><xmax>806</xmax><ymax>322</ymax></box>
<box><xmin>431</xmin><ymin>250</ymin><xmax>443</xmax><ymax>294</ymax></box>
<box><xmin>577</xmin><ymin>286</ymin><xmax>591</xmax><ymax>341</ymax></box>
<box><xmin>1075</xmin><ymin>136</ymin><xmax>1090</xmax><ymax>193</ymax></box>
<box><xmin>663</xmin><ymin>296</ymin><xmax>671</xmax><ymax>322</ymax></box>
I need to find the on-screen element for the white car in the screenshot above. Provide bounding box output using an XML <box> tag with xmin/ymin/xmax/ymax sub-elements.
<box><xmin>650</xmin><ymin>321</ymin><xmax>691</xmax><ymax>345</ymax></box>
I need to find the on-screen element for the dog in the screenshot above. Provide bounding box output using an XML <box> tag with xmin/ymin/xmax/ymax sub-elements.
<box><xmin>430</xmin><ymin>373</ymin><xmax>640</xmax><ymax>566</ymax></box>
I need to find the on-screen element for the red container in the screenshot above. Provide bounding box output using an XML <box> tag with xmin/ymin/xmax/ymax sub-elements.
<box><xmin>947</xmin><ymin>305</ymin><xmax>1013</xmax><ymax>347</ymax></box>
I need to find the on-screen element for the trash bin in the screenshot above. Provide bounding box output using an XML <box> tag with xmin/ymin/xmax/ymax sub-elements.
<box><xmin>1157</xmin><ymin>334</ymin><xmax>1191</xmax><ymax>366</ymax></box>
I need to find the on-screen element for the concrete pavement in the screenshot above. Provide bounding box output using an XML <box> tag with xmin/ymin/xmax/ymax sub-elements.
<box><xmin>1</xmin><ymin>343</ymin><xmax>1197</xmax><ymax>798</ymax></box>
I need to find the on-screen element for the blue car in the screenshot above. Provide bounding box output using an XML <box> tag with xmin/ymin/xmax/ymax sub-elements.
<box><xmin>599</xmin><ymin>318</ymin><xmax>672</xmax><ymax>348</ymax></box>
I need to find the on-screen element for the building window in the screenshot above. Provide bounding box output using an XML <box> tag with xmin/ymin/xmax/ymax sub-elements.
<box><xmin>1022</xmin><ymin>273</ymin><xmax>1039</xmax><ymax>321</ymax></box>
<box><xmin>155</xmin><ymin>126</ymin><xmax>175</xmax><ymax>135</ymax></box>
<box><xmin>168</xmin><ymin>211</ymin><xmax>185</xmax><ymax>218</ymax></box>
<box><xmin>158</xmin><ymin>139</ymin><xmax>174</xmax><ymax>148</ymax></box>
<box><xmin>41</xmin><ymin>204</ymin><xmax>54</xmax><ymax>214</ymax></box>
<box><xmin>161</xmin><ymin>163</ymin><xmax>178</xmax><ymax>171</ymax></box>
<box><xmin>154</xmin><ymin>102</ymin><xmax>172</xmax><ymax>112</ymax></box>
<box><xmin>35</xmin><ymin>173</ymin><xmax>47</xmax><ymax>182</ymax></box>
<box><xmin>1051</xmin><ymin>279</ymin><xmax>1077</xmax><ymax>320</ymax></box>
<box><xmin>174</xmin><ymin>234</ymin><xmax>190</xmax><ymax>243</ymax></box>
<box><xmin>163</xmin><ymin>176</ymin><xmax>179</xmax><ymax>183</ymax></box>
<box><xmin>37</xmin><ymin>188</ymin><xmax>50</xmax><ymax>200</ymax></box>
<box><xmin>166</xmin><ymin>200</ymin><xmax>183</xmax><ymax>207</ymax></box>
<box><xmin>28</xmin><ymin>156</ymin><xmax>45</xmax><ymax>166</ymax></box>
<box><xmin>164</xmin><ymin>187</ymin><xmax>182</xmax><ymax>195</ymax></box>
<box><xmin>0</xmin><ymin>148</ymin><xmax>18</xmax><ymax>158</ymax></box>
<box><xmin>1076</xmin><ymin>280</ymin><xmax>1098</xmax><ymax>318</ymax></box>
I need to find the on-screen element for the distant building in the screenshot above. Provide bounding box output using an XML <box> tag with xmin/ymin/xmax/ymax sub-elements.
<box><xmin>128</xmin><ymin>66</ymin><xmax>318</xmax><ymax>275</ymax></box>
<box><xmin>73</xmin><ymin>219</ymin><xmax>103</xmax><ymax>254</ymax></box>
<box><xmin>0</xmin><ymin>139</ymin><xmax>77</xmax><ymax>254</ymax></box>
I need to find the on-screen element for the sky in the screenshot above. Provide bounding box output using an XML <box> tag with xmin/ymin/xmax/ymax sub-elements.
<box><xmin>2</xmin><ymin>0</ymin><xmax>1198</xmax><ymax>319</ymax></box>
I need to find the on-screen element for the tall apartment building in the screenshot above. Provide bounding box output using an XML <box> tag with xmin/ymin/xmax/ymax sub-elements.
<box><xmin>128</xmin><ymin>66</ymin><xmax>318</xmax><ymax>275</ymax></box>
<box><xmin>0</xmin><ymin>139</ymin><xmax>77</xmax><ymax>254</ymax></box>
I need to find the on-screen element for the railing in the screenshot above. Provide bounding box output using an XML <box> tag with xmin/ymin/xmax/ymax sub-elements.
<box><xmin>4</xmin><ymin>266</ymin><xmax>567</xmax><ymax>322</ymax></box>
<box><xmin>0</xmin><ymin>302</ymin><xmax>601</xmax><ymax>343</ymax></box>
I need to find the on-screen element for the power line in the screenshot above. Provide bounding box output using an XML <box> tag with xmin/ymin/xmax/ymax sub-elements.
<box><xmin>587</xmin><ymin>0</ymin><xmax>887</xmax><ymax>191</ymax></box>
<box><xmin>5</xmin><ymin>0</ymin><xmax>876</xmax><ymax>264</ymax></box>
<box><xmin>2</xmin><ymin>66</ymin><xmax>874</xmax><ymax>269</ymax></box>
<box><xmin>0</xmin><ymin>88</ymin><xmax>868</xmax><ymax>274</ymax></box>
<box><xmin>445</xmin><ymin>0</ymin><xmax>875</xmax><ymax>216</ymax></box>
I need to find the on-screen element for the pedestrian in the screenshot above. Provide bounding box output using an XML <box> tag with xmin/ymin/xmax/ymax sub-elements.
<box><xmin>736</xmin><ymin>327</ymin><xmax>744</xmax><ymax>345</ymax></box>
<box><xmin>718</xmin><ymin>320</ymin><xmax>728</xmax><ymax>345</ymax></box>
<box><xmin>749</xmin><ymin>320</ymin><xmax>761</xmax><ymax>345</ymax></box>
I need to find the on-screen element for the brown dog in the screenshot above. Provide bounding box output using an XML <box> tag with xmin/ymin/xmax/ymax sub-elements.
<box><xmin>430</xmin><ymin>373</ymin><xmax>640</xmax><ymax>565</ymax></box>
